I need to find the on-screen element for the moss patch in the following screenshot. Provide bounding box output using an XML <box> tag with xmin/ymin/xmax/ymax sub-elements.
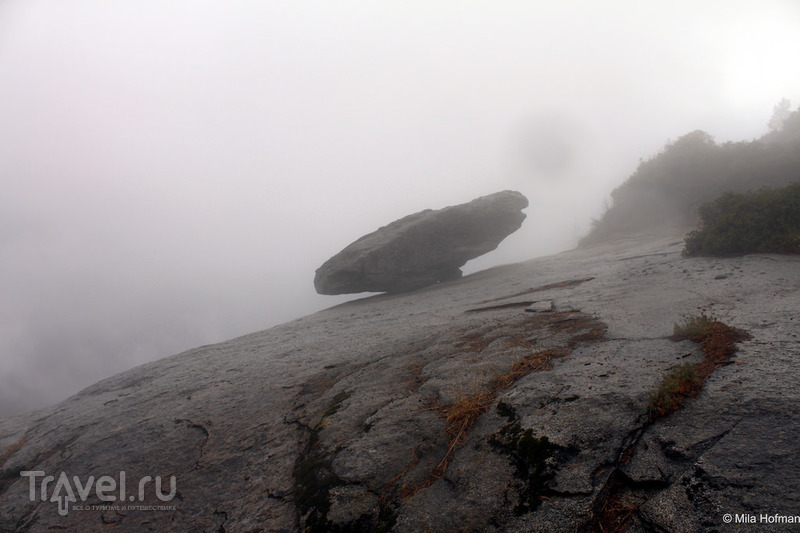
<box><xmin>293</xmin><ymin>391</ymin><xmax>351</xmax><ymax>532</ymax></box>
<box><xmin>490</xmin><ymin>402</ymin><xmax>555</xmax><ymax>514</ymax></box>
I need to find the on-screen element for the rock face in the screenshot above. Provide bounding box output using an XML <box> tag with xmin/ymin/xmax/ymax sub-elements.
<box><xmin>1</xmin><ymin>230</ymin><xmax>799</xmax><ymax>532</ymax></box>
<box><xmin>314</xmin><ymin>190</ymin><xmax>528</xmax><ymax>294</ymax></box>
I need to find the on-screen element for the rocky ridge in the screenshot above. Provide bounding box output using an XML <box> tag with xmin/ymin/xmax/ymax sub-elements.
<box><xmin>0</xmin><ymin>230</ymin><xmax>798</xmax><ymax>532</ymax></box>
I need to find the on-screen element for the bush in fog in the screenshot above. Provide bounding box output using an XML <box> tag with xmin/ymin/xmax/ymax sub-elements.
<box><xmin>683</xmin><ymin>184</ymin><xmax>800</xmax><ymax>256</ymax></box>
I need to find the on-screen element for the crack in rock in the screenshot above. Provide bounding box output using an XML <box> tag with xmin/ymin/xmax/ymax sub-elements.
<box><xmin>213</xmin><ymin>509</ymin><xmax>228</xmax><ymax>532</ymax></box>
<box><xmin>174</xmin><ymin>419</ymin><xmax>210</xmax><ymax>471</ymax></box>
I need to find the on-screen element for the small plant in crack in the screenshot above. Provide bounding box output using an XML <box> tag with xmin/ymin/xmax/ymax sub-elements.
<box><xmin>591</xmin><ymin>314</ymin><xmax>749</xmax><ymax>531</ymax></box>
<box><xmin>671</xmin><ymin>312</ymin><xmax>716</xmax><ymax>342</ymax></box>
<box><xmin>440</xmin><ymin>390</ymin><xmax>494</xmax><ymax>456</ymax></box>
<box><xmin>380</xmin><ymin>312</ymin><xmax>607</xmax><ymax>514</ymax></box>
<box><xmin>588</xmin><ymin>473</ymin><xmax>643</xmax><ymax>533</ymax></box>
<box><xmin>648</xmin><ymin>362</ymin><xmax>702</xmax><ymax>419</ymax></box>
<box><xmin>322</xmin><ymin>390</ymin><xmax>352</xmax><ymax>420</ymax></box>
<box><xmin>426</xmin><ymin>349</ymin><xmax>557</xmax><ymax>485</ymax></box>
<box><xmin>651</xmin><ymin>313</ymin><xmax>750</xmax><ymax>421</ymax></box>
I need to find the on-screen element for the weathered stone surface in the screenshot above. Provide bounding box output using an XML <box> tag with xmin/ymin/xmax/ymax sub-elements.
<box><xmin>1</xmin><ymin>230</ymin><xmax>799</xmax><ymax>532</ymax></box>
<box><xmin>314</xmin><ymin>190</ymin><xmax>528</xmax><ymax>294</ymax></box>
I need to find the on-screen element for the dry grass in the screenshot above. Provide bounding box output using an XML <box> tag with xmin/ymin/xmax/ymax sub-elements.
<box><xmin>428</xmin><ymin>314</ymin><xmax>606</xmax><ymax>485</ymax></box>
<box><xmin>695</xmin><ymin>321</ymin><xmax>750</xmax><ymax>374</ymax></box>
<box><xmin>491</xmin><ymin>350</ymin><xmax>555</xmax><ymax>390</ymax></box>
<box><xmin>547</xmin><ymin>314</ymin><xmax>608</xmax><ymax>346</ymax></box>
<box><xmin>414</xmin><ymin>348</ymin><xmax>569</xmax><ymax>494</ymax></box>
<box><xmin>439</xmin><ymin>348</ymin><xmax>557</xmax><ymax>449</ymax></box>
<box><xmin>671</xmin><ymin>312</ymin><xmax>716</xmax><ymax>342</ymax></box>
<box><xmin>436</xmin><ymin>390</ymin><xmax>495</xmax><ymax>467</ymax></box>
<box><xmin>590</xmin><ymin>315</ymin><xmax>750</xmax><ymax>532</ymax></box>
<box><xmin>651</xmin><ymin>315</ymin><xmax>749</xmax><ymax>421</ymax></box>
<box><xmin>648</xmin><ymin>363</ymin><xmax>702</xmax><ymax>419</ymax></box>
<box><xmin>393</xmin><ymin>389</ymin><xmax>498</xmax><ymax>499</ymax></box>
<box><xmin>387</xmin><ymin>310</ymin><xmax>608</xmax><ymax>503</ymax></box>
<box><xmin>590</xmin><ymin>475</ymin><xmax>644</xmax><ymax>533</ymax></box>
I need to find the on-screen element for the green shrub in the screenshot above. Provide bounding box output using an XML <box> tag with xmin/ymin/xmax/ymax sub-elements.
<box><xmin>684</xmin><ymin>183</ymin><xmax>800</xmax><ymax>256</ymax></box>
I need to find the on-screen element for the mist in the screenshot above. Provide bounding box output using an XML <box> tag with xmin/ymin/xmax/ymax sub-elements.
<box><xmin>2</xmin><ymin>1</ymin><xmax>799</xmax><ymax>416</ymax></box>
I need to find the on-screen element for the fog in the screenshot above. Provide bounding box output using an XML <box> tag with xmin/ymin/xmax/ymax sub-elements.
<box><xmin>2</xmin><ymin>1</ymin><xmax>799</xmax><ymax>416</ymax></box>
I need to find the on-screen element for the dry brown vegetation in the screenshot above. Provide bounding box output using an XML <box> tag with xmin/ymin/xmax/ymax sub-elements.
<box><xmin>390</xmin><ymin>310</ymin><xmax>607</xmax><ymax>502</ymax></box>
<box><xmin>590</xmin><ymin>475</ymin><xmax>647</xmax><ymax>533</ymax></box>
<box><xmin>591</xmin><ymin>315</ymin><xmax>750</xmax><ymax>532</ymax></box>
<box><xmin>491</xmin><ymin>349</ymin><xmax>558</xmax><ymax>390</ymax></box>
<box><xmin>433</xmin><ymin>348</ymin><xmax>559</xmax><ymax>474</ymax></box>
<box><xmin>650</xmin><ymin>314</ymin><xmax>750</xmax><ymax>420</ymax></box>
<box><xmin>648</xmin><ymin>362</ymin><xmax>702</xmax><ymax>419</ymax></box>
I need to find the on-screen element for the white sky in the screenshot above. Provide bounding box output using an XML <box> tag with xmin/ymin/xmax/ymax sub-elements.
<box><xmin>2</xmin><ymin>0</ymin><xmax>799</xmax><ymax>415</ymax></box>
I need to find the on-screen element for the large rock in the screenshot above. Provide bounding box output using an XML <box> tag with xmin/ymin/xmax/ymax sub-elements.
<box><xmin>314</xmin><ymin>190</ymin><xmax>529</xmax><ymax>294</ymax></box>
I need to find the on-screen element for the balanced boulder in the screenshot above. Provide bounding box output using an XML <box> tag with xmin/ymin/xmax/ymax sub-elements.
<box><xmin>314</xmin><ymin>190</ymin><xmax>528</xmax><ymax>294</ymax></box>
